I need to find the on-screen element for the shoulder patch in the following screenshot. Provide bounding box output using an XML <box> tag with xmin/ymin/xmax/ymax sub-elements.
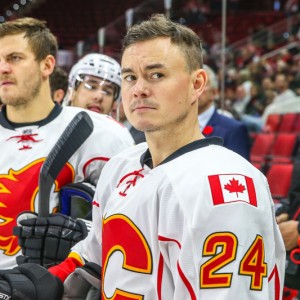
<box><xmin>208</xmin><ymin>174</ymin><xmax>257</xmax><ymax>207</ymax></box>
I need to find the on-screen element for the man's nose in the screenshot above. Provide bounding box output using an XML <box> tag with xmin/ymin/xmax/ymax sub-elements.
<box><xmin>92</xmin><ymin>89</ymin><xmax>106</xmax><ymax>102</ymax></box>
<box><xmin>0</xmin><ymin>60</ymin><xmax>11</xmax><ymax>74</ymax></box>
<box><xmin>133</xmin><ymin>78</ymin><xmax>150</xmax><ymax>98</ymax></box>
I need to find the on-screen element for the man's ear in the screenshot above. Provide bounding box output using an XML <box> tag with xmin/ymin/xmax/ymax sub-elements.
<box><xmin>41</xmin><ymin>55</ymin><xmax>56</xmax><ymax>78</ymax></box>
<box><xmin>191</xmin><ymin>68</ymin><xmax>207</xmax><ymax>104</ymax></box>
<box><xmin>53</xmin><ymin>89</ymin><xmax>65</xmax><ymax>105</ymax></box>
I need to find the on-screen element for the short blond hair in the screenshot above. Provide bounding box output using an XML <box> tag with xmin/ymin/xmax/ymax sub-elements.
<box><xmin>0</xmin><ymin>17</ymin><xmax>58</xmax><ymax>61</ymax></box>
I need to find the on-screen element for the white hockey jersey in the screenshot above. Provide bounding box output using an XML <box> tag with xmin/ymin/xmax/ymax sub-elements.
<box><xmin>0</xmin><ymin>104</ymin><xmax>134</xmax><ymax>269</ymax></box>
<box><xmin>75</xmin><ymin>137</ymin><xmax>285</xmax><ymax>299</ymax></box>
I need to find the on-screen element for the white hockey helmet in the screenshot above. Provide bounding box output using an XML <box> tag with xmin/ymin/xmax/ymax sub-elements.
<box><xmin>68</xmin><ymin>53</ymin><xmax>121</xmax><ymax>101</ymax></box>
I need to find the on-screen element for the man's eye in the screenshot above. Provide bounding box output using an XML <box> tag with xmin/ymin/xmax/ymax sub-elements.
<box><xmin>123</xmin><ymin>75</ymin><xmax>136</xmax><ymax>82</ymax></box>
<box><xmin>9</xmin><ymin>56</ymin><xmax>21</xmax><ymax>62</ymax></box>
<box><xmin>151</xmin><ymin>73</ymin><xmax>163</xmax><ymax>79</ymax></box>
<box><xmin>102</xmin><ymin>89</ymin><xmax>113</xmax><ymax>96</ymax></box>
<box><xmin>84</xmin><ymin>83</ymin><xmax>98</xmax><ymax>90</ymax></box>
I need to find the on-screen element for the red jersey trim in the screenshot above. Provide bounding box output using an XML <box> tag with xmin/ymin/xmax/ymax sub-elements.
<box><xmin>268</xmin><ymin>264</ymin><xmax>281</xmax><ymax>300</ymax></box>
<box><xmin>83</xmin><ymin>157</ymin><xmax>109</xmax><ymax>177</ymax></box>
<box><xmin>158</xmin><ymin>235</ymin><xmax>196</xmax><ymax>299</ymax></box>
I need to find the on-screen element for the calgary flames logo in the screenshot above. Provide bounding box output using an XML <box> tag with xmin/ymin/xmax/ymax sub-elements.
<box><xmin>0</xmin><ymin>158</ymin><xmax>74</xmax><ymax>256</ymax></box>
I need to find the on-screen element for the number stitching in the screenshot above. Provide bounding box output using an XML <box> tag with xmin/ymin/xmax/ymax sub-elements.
<box><xmin>200</xmin><ymin>232</ymin><xmax>237</xmax><ymax>288</ymax></box>
<box><xmin>200</xmin><ymin>232</ymin><xmax>268</xmax><ymax>291</ymax></box>
<box><xmin>239</xmin><ymin>235</ymin><xmax>267</xmax><ymax>291</ymax></box>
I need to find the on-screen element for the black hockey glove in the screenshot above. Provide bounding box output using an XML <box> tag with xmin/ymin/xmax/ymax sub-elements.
<box><xmin>13</xmin><ymin>212</ymin><xmax>88</xmax><ymax>268</ymax></box>
<box><xmin>0</xmin><ymin>263</ymin><xmax>63</xmax><ymax>300</ymax></box>
<box><xmin>63</xmin><ymin>262</ymin><xmax>101</xmax><ymax>300</ymax></box>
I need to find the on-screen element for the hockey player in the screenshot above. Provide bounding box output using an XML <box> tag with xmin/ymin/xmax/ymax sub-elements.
<box><xmin>0</xmin><ymin>16</ymin><xmax>134</xmax><ymax>274</ymax></box>
<box><xmin>64</xmin><ymin>53</ymin><xmax>121</xmax><ymax>115</ymax></box>
<box><xmin>1</xmin><ymin>14</ymin><xmax>285</xmax><ymax>300</ymax></box>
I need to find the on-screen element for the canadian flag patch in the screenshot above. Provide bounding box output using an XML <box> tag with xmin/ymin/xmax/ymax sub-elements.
<box><xmin>208</xmin><ymin>174</ymin><xmax>257</xmax><ymax>207</ymax></box>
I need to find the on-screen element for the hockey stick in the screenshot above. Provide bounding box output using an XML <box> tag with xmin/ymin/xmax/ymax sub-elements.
<box><xmin>38</xmin><ymin>111</ymin><xmax>94</xmax><ymax>217</ymax></box>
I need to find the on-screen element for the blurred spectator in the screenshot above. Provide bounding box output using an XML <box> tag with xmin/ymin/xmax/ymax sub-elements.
<box><xmin>245</xmin><ymin>83</ymin><xmax>267</xmax><ymax>115</ymax></box>
<box><xmin>225</xmin><ymin>67</ymin><xmax>238</xmax><ymax>87</ymax></box>
<box><xmin>232</xmin><ymin>82</ymin><xmax>251</xmax><ymax>116</ymax></box>
<box><xmin>260</xmin><ymin>69</ymin><xmax>299</xmax><ymax>127</ymax></box>
<box><xmin>198</xmin><ymin>65</ymin><xmax>250</xmax><ymax>159</ymax></box>
<box><xmin>49</xmin><ymin>66</ymin><xmax>68</xmax><ymax>105</ymax></box>
<box><xmin>261</xmin><ymin>76</ymin><xmax>277</xmax><ymax>106</ymax></box>
<box><xmin>262</xmin><ymin>76</ymin><xmax>275</xmax><ymax>90</ymax></box>
<box><xmin>273</xmin><ymin>72</ymin><xmax>296</xmax><ymax>104</ymax></box>
<box><xmin>240</xmin><ymin>82</ymin><xmax>266</xmax><ymax>133</ymax></box>
<box><xmin>261</xmin><ymin>96</ymin><xmax>300</xmax><ymax>126</ymax></box>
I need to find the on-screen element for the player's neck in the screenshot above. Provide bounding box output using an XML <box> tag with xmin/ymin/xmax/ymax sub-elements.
<box><xmin>146</xmin><ymin>122</ymin><xmax>204</xmax><ymax>168</ymax></box>
<box><xmin>6</xmin><ymin>96</ymin><xmax>55</xmax><ymax>124</ymax></box>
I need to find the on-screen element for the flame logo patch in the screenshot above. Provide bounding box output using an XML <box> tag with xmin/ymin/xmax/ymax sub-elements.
<box><xmin>0</xmin><ymin>158</ymin><xmax>74</xmax><ymax>256</ymax></box>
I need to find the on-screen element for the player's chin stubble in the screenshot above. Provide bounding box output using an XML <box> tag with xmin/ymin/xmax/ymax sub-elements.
<box><xmin>2</xmin><ymin>76</ymin><xmax>42</xmax><ymax>107</ymax></box>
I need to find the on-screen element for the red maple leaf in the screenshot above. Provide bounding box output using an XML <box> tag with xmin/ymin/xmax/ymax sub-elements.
<box><xmin>202</xmin><ymin>125</ymin><xmax>214</xmax><ymax>135</ymax></box>
<box><xmin>224</xmin><ymin>178</ymin><xmax>246</xmax><ymax>197</ymax></box>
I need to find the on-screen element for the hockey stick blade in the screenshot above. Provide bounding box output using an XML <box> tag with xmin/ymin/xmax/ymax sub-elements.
<box><xmin>38</xmin><ymin>111</ymin><xmax>94</xmax><ymax>217</ymax></box>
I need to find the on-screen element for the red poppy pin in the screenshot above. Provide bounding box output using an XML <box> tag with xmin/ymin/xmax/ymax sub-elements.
<box><xmin>203</xmin><ymin>125</ymin><xmax>214</xmax><ymax>135</ymax></box>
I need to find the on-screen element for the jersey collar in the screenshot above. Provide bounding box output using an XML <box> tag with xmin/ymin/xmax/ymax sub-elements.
<box><xmin>140</xmin><ymin>137</ymin><xmax>223</xmax><ymax>168</ymax></box>
<box><xmin>0</xmin><ymin>103</ymin><xmax>62</xmax><ymax>129</ymax></box>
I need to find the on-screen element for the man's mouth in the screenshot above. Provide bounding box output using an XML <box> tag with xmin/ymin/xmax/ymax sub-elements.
<box><xmin>88</xmin><ymin>106</ymin><xmax>102</xmax><ymax>114</ymax></box>
<box><xmin>132</xmin><ymin>106</ymin><xmax>154</xmax><ymax>112</ymax></box>
<box><xmin>0</xmin><ymin>80</ymin><xmax>14</xmax><ymax>87</ymax></box>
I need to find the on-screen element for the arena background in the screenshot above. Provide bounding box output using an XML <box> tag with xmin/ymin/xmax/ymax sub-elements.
<box><xmin>0</xmin><ymin>0</ymin><xmax>295</xmax><ymax>64</ymax></box>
